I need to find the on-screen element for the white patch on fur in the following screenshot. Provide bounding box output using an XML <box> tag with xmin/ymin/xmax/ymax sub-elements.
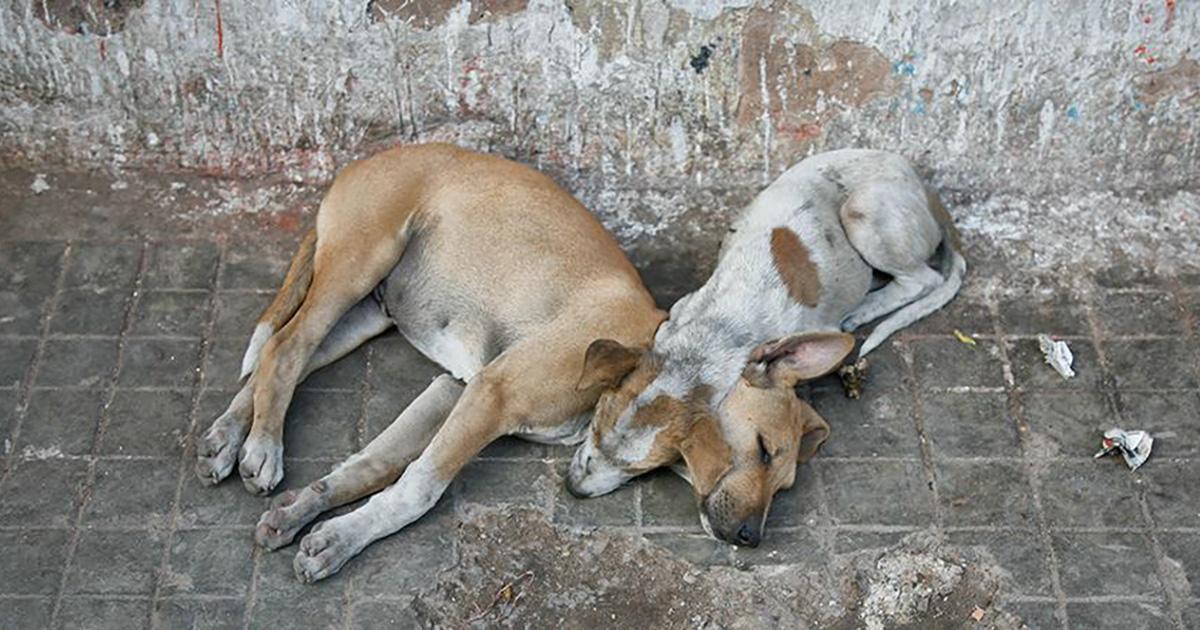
<box><xmin>240</xmin><ymin>323</ymin><xmax>272</xmax><ymax>380</ymax></box>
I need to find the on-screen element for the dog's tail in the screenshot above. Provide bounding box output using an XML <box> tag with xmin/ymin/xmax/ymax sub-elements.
<box><xmin>857</xmin><ymin>188</ymin><xmax>967</xmax><ymax>358</ymax></box>
<box><xmin>239</xmin><ymin>227</ymin><xmax>317</xmax><ymax>379</ymax></box>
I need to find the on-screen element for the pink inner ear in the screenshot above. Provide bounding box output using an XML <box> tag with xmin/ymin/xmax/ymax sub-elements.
<box><xmin>758</xmin><ymin>332</ymin><xmax>855</xmax><ymax>381</ymax></box>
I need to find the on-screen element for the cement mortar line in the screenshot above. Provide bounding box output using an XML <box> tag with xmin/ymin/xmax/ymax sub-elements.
<box><xmin>986</xmin><ymin>280</ymin><xmax>1072</xmax><ymax>630</ymax></box>
<box><xmin>1082</xmin><ymin>287</ymin><xmax>1187</xmax><ymax>630</ymax></box>
<box><xmin>49</xmin><ymin>240</ymin><xmax>151</xmax><ymax>628</ymax></box>
<box><xmin>149</xmin><ymin>241</ymin><xmax>225</xmax><ymax>629</ymax></box>
<box><xmin>0</xmin><ymin>242</ymin><xmax>70</xmax><ymax>485</ymax></box>
<box><xmin>891</xmin><ymin>338</ymin><xmax>945</xmax><ymax>548</ymax></box>
<box><xmin>342</xmin><ymin>338</ymin><xmax>379</xmax><ymax>630</ymax></box>
<box><xmin>804</xmin><ymin>384</ymin><xmax>840</xmax><ymax>599</ymax></box>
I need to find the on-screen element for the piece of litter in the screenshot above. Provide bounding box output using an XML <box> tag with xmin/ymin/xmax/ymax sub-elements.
<box><xmin>1094</xmin><ymin>428</ymin><xmax>1153</xmax><ymax>470</ymax></box>
<box><xmin>837</xmin><ymin>357</ymin><xmax>869</xmax><ymax>399</ymax></box>
<box><xmin>30</xmin><ymin>173</ymin><xmax>50</xmax><ymax>194</ymax></box>
<box><xmin>1036</xmin><ymin>334</ymin><xmax>1075</xmax><ymax>379</ymax></box>
<box><xmin>953</xmin><ymin>329</ymin><xmax>977</xmax><ymax>347</ymax></box>
<box><xmin>970</xmin><ymin>606</ymin><xmax>986</xmax><ymax>622</ymax></box>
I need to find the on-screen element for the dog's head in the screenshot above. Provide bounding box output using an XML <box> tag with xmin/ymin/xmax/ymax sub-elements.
<box><xmin>567</xmin><ymin>331</ymin><xmax>853</xmax><ymax>547</ymax></box>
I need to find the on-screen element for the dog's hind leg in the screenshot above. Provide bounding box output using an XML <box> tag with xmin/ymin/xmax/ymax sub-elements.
<box><xmin>255</xmin><ymin>374</ymin><xmax>462</xmax><ymax>550</ymax></box>
<box><xmin>839</xmin><ymin>185</ymin><xmax>966</xmax><ymax>356</ymax></box>
<box><xmin>196</xmin><ymin>296</ymin><xmax>393</xmax><ymax>485</ymax></box>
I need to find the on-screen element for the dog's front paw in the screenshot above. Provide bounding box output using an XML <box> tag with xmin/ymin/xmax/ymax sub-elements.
<box><xmin>238</xmin><ymin>434</ymin><xmax>284</xmax><ymax>495</ymax></box>
<box><xmin>195</xmin><ymin>415</ymin><xmax>247</xmax><ymax>485</ymax></box>
<box><xmin>255</xmin><ymin>487</ymin><xmax>322</xmax><ymax>550</ymax></box>
<box><xmin>294</xmin><ymin>519</ymin><xmax>365</xmax><ymax>583</ymax></box>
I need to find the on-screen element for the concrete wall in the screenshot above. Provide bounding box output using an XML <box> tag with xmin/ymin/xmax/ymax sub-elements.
<box><xmin>3</xmin><ymin>0</ymin><xmax>1198</xmax><ymax>276</ymax></box>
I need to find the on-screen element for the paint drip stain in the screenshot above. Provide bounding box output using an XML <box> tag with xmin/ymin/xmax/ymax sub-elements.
<box><xmin>1066</xmin><ymin>104</ymin><xmax>1080</xmax><ymax>121</ymax></box>
<box><xmin>1165</xmin><ymin>0</ymin><xmax>1177</xmax><ymax>31</ymax></box>
<box><xmin>215</xmin><ymin>0</ymin><xmax>224</xmax><ymax>58</ymax></box>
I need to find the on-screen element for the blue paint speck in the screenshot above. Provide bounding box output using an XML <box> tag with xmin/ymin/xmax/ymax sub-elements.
<box><xmin>892</xmin><ymin>60</ymin><xmax>917</xmax><ymax>76</ymax></box>
<box><xmin>913</xmin><ymin>102</ymin><xmax>926</xmax><ymax>115</ymax></box>
<box><xmin>1066</xmin><ymin>105</ymin><xmax>1080</xmax><ymax>121</ymax></box>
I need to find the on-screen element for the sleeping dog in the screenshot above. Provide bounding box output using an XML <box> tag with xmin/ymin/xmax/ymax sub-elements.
<box><xmin>566</xmin><ymin>149</ymin><xmax>966</xmax><ymax>547</ymax></box>
<box><xmin>195</xmin><ymin>143</ymin><xmax>665</xmax><ymax>581</ymax></box>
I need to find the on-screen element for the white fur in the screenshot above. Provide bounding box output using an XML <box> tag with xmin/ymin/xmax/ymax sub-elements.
<box><xmin>240</xmin><ymin>323</ymin><xmax>272</xmax><ymax>380</ymax></box>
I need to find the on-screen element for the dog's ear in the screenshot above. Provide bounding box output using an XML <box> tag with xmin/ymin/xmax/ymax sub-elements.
<box><xmin>677</xmin><ymin>414</ymin><xmax>733</xmax><ymax>496</ymax></box>
<box><xmin>796</xmin><ymin>407</ymin><xmax>831</xmax><ymax>464</ymax></box>
<box><xmin>576</xmin><ymin>339</ymin><xmax>643</xmax><ymax>391</ymax></box>
<box><xmin>743</xmin><ymin>332</ymin><xmax>855</xmax><ymax>388</ymax></box>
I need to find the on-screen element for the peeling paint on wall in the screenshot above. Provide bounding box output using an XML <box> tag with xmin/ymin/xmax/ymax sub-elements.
<box><xmin>0</xmin><ymin>0</ymin><xmax>1197</xmax><ymax>273</ymax></box>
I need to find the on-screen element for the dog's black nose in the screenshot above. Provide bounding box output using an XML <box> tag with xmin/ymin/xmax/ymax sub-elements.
<box><xmin>734</xmin><ymin>522</ymin><xmax>761</xmax><ymax>547</ymax></box>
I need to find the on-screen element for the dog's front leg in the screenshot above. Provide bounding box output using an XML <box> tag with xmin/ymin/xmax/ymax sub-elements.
<box><xmin>256</xmin><ymin>374</ymin><xmax>463</xmax><ymax>549</ymax></box>
<box><xmin>292</xmin><ymin>373</ymin><xmax>509</xmax><ymax>582</ymax></box>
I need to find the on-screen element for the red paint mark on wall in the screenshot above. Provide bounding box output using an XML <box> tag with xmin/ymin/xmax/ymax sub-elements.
<box><xmin>1134</xmin><ymin>44</ymin><xmax>1157</xmax><ymax>64</ymax></box>
<box><xmin>99</xmin><ymin>39</ymin><xmax>107</xmax><ymax>61</ymax></box>
<box><xmin>1164</xmin><ymin>0</ymin><xmax>1177</xmax><ymax>31</ymax></box>
<box><xmin>214</xmin><ymin>0</ymin><xmax>224</xmax><ymax>58</ymax></box>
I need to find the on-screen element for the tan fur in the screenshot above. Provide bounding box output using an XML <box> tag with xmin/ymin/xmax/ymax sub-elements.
<box><xmin>769</xmin><ymin>227</ymin><xmax>822</xmax><ymax>307</ymax></box>
<box><xmin>226</xmin><ymin>142</ymin><xmax>665</xmax><ymax>495</ymax></box>
<box><xmin>260</xmin><ymin>227</ymin><xmax>317</xmax><ymax>331</ymax></box>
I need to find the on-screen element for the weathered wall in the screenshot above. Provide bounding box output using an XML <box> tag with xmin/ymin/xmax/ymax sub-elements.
<box><xmin>2</xmin><ymin>0</ymin><xmax>1198</xmax><ymax>275</ymax></box>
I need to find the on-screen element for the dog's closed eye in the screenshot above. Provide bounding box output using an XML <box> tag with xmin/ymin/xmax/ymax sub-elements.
<box><xmin>757</xmin><ymin>434</ymin><xmax>772</xmax><ymax>465</ymax></box>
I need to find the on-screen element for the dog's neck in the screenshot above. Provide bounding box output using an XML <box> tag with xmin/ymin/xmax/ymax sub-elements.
<box><xmin>652</xmin><ymin>278</ymin><xmax>823</xmax><ymax>402</ymax></box>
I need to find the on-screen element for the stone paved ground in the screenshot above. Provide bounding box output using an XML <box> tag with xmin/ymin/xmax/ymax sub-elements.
<box><xmin>1</xmin><ymin>178</ymin><xmax>1199</xmax><ymax>629</ymax></box>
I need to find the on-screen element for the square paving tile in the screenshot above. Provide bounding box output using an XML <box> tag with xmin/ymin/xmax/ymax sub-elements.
<box><xmin>1158</xmin><ymin>532</ymin><xmax>1200</xmax><ymax>600</ymax></box>
<box><xmin>1094</xmin><ymin>290</ymin><xmax>1186</xmax><ymax>337</ymax></box>
<box><xmin>50</xmin><ymin>286</ymin><xmax>129</xmax><ymax>335</ymax></box>
<box><xmin>910</xmin><ymin>337</ymin><xmax>1005</xmax><ymax>389</ymax></box>
<box><xmin>820</xmin><ymin>460</ymin><xmax>936</xmax><ymax>526</ymax></box>
<box><xmin>1102</xmin><ymin>339</ymin><xmax>1199</xmax><ymax>390</ymax></box>
<box><xmin>221</xmin><ymin>242</ymin><xmax>293</xmax><ymax>291</ymax></box>
<box><xmin>155</xmin><ymin>598</ymin><xmax>245</xmax><ymax>630</ymax></box>
<box><xmin>1066</xmin><ymin>601</ymin><xmax>1174</xmax><ymax>630</ymax></box>
<box><xmin>37</xmin><ymin>338</ymin><xmax>118</xmax><ymax>388</ymax></box>
<box><xmin>1141</xmin><ymin>460</ymin><xmax>1200</xmax><ymax>527</ymax></box>
<box><xmin>64</xmin><ymin>242</ymin><xmax>140</xmax><ymax>290</ymax></box>
<box><xmin>1036</xmin><ymin>460</ymin><xmax>1145</xmax><ymax>528</ymax></box>
<box><xmin>58</xmin><ymin>597</ymin><xmax>152</xmax><ymax>630</ymax></box>
<box><xmin>249</xmin><ymin>595</ymin><xmax>345</xmax><ymax>630</ymax></box>
<box><xmin>283</xmin><ymin>389</ymin><xmax>360</xmax><ymax>459</ymax></box>
<box><xmin>300</xmin><ymin>347</ymin><xmax>368</xmax><ymax>391</ymax></box>
<box><xmin>946</xmin><ymin>530</ymin><xmax>1052</xmax><ymax>596</ymax></box>
<box><xmin>0</xmin><ymin>598</ymin><xmax>53</xmax><ymax>629</ymax></box>
<box><xmin>144</xmin><ymin>241</ymin><xmax>219</xmax><ymax>289</ymax></box>
<box><xmin>1008</xmin><ymin>338</ymin><xmax>1104</xmax><ymax>390</ymax></box>
<box><xmin>0</xmin><ymin>242</ymin><xmax>64</xmax><ymax>335</ymax></box>
<box><xmin>937</xmin><ymin>461</ymin><xmax>1037</xmax><ymax>528</ymax></box>
<box><xmin>0</xmin><ymin>458</ymin><xmax>88</xmax><ymax>527</ymax></box>
<box><xmin>1115</xmin><ymin>391</ymin><xmax>1200</xmax><ymax>458</ymax></box>
<box><xmin>65</xmin><ymin>529</ymin><xmax>165</xmax><ymax>595</ymax></box>
<box><xmin>100</xmin><ymin>388</ymin><xmax>193</xmax><ymax>456</ymax></box>
<box><xmin>81</xmin><ymin>459</ymin><xmax>179</xmax><ymax>530</ymax></box>
<box><xmin>553</xmin><ymin>480</ymin><xmax>638</xmax><ymax>527</ymax></box>
<box><xmin>0</xmin><ymin>337</ymin><xmax>37</xmax><ymax>387</ymax></box>
<box><xmin>907</xmin><ymin>291</ymin><xmax>993</xmax><ymax>336</ymax></box>
<box><xmin>732</xmin><ymin>527</ymin><xmax>826</xmax><ymax>569</ymax></box>
<box><xmin>809</xmin><ymin>387</ymin><xmax>921</xmax><ymax>459</ymax></box>
<box><xmin>1052</xmin><ymin>532</ymin><xmax>1162</xmax><ymax>597</ymax></box>
<box><xmin>921</xmin><ymin>391</ymin><xmax>1018</xmax><ymax>458</ymax></box>
<box><xmin>0</xmin><ymin>529</ymin><xmax>70</xmax><ymax>594</ymax></box>
<box><xmin>1002</xmin><ymin>601</ymin><xmax>1060</xmax><ymax>630</ymax></box>
<box><xmin>1019</xmin><ymin>390</ymin><xmax>1116</xmax><ymax>458</ymax></box>
<box><xmin>131</xmin><ymin>290</ymin><xmax>210</xmax><ymax>337</ymax></box>
<box><xmin>119</xmin><ymin>338</ymin><xmax>202</xmax><ymax>388</ymax></box>
<box><xmin>177</xmin><ymin>469</ymin><xmax>270</xmax><ymax>529</ymax></box>
<box><xmin>640</xmin><ymin>469</ymin><xmax>702</xmax><ymax>529</ymax></box>
<box><xmin>764</xmin><ymin>464</ymin><xmax>822</xmax><ymax>529</ymax></box>
<box><xmin>19</xmin><ymin>388</ymin><xmax>105</xmax><ymax>455</ymax></box>
<box><xmin>643</xmin><ymin>532</ymin><xmax>731</xmax><ymax>566</ymax></box>
<box><xmin>341</xmin><ymin>509</ymin><xmax>458</xmax><ymax>596</ymax></box>
<box><xmin>454</xmin><ymin>460</ymin><xmax>553</xmax><ymax>510</ymax></box>
<box><xmin>348</xmin><ymin>600</ymin><xmax>420</xmax><ymax>629</ymax></box>
<box><xmin>164</xmin><ymin>528</ymin><xmax>256</xmax><ymax>597</ymax></box>
<box><xmin>212</xmin><ymin>291</ymin><xmax>271</xmax><ymax>338</ymax></box>
<box><xmin>997</xmin><ymin>289</ymin><xmax>1090</xmax><ymax>336</ymax></box>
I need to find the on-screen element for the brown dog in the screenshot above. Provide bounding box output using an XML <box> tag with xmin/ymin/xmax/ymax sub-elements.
<box><xmin>194</xmin><ymin>144</ymin><xmax>664</xmax><ymax>581</ymax></box>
